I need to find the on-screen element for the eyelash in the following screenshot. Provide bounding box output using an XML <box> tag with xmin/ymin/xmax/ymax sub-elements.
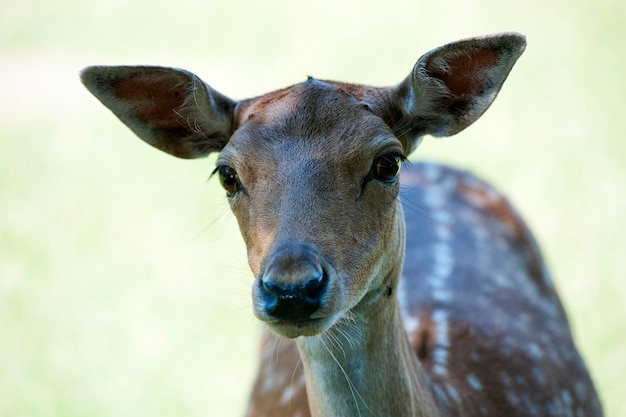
<box><xmin>366</xmin><ymin>152</ymin><xmax>405</xmax><ymax>184</ymax></box>
<box><xmin>213</xmin><ymin>165</ymin><xmax>242</xmax><ymax>197</ymax></box>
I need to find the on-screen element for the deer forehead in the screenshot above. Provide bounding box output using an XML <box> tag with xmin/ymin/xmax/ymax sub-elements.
<box><xmin>223</xmin><ymin>79</ymin><xmax>402</xmax><ymax>180</ymax></box>
<box><xmin>234</xmin><ymin>78</ymin><xmax>372</xmax><ymax>125</ymax></box>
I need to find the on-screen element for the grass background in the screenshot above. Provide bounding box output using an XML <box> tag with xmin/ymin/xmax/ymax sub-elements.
<box><xmin>1</xmin><ymin>0</ymin><xmax>624</xmax><ymax>416</ymax></box>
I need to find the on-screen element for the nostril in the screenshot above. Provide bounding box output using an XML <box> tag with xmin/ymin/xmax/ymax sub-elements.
<box><xmin>303</xmin><ymin>272</ymin><xmax>327</xmax><ymax>304</ymax></box>
<box><xmin>262</xmin><ymin>280</ymin><xmax>282</xmax><ymax>297</ymax></box>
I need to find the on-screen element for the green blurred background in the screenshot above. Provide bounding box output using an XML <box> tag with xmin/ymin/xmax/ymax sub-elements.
<box><xmin>1</xmin><ymin>0</ymin><xmax>624</xmax><ymax>416</ymax></box>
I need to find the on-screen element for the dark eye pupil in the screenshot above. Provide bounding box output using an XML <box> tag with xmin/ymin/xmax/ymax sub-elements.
<box><xmin>218</xmin><ymin>166</ymin><xmax>240</xmax><ymax>195</ymax></box>
<box><xmin>373</xmin><ymin>154</ymin><xmax>402</xmax><ymax>182</ymax></box>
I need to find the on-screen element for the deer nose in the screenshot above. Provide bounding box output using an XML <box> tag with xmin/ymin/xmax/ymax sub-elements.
<box><xmin>260</xmin><ymin>272</ymin><xmax>328</xmax><ymax>321</ymax></box>
<box><xmin>255</xmin><ymin>243</ymin><xmax>329</xmax><ymax>322</ymax></box>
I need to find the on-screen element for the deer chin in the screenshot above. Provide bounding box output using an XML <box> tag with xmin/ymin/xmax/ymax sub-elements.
<box><xmin>263</xmin><ymin>315</ymin><xmax>340</xmax><ymax>339</ymax></box>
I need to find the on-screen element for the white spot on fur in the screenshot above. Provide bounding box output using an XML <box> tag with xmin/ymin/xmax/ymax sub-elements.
<box><xmin>432</xmin><ymin>287</ymin><xmax>452</xmax><ymax>302</ymax></box>
<box><xmin>532</xmin><ymin>368</ymin><xmax>547</xmax><ymax>386</ymax></box>
<box><xmin>261</xmin><ymin>372</ymin><xmax>286</xmax><ymax>394</ymax></box>
<box><xmin>506</xmin><ymin>391</ymin><xmax>520</xmax><ymax>407</ymax></box>
<box><xmin>433</xmin><ymin>241</ymin><xmax>454</xmax><ymax>278</ymax></box>
<box><xmin>466</xmin><ymin>374</ymin><xmax>483</xmax><ymax>391</ymax></box>
<box><xmin>446</xmin><ymin>384</ymin><xmax>461</xmax><ymax>402</ymax></box>
<box><xmin>431</xmin><ymin>309</ymin><xmax>450</xmax><ymax>376</ymax></box>
<box><xmin>427</xmin><ymin>240</ymin><xmax>454</xmax><ymax>303</ymax></box>
<box><xmin>404</xmin><ymin>315</ymin><xmax>420</xmax><ymax>334</ymax></box>
<box><xmin>435</xmin><ymin>222</ymin><xmax>452</xmax><ymax>240</ymax></box>
<box><xmin>298</xmin><ymin>372</ymin><xmax>306</xmax><ymax>386</ymax></box>
<box><xmin>432</xmin><ymin>310</ymin><xmax>449</xmax><ymax>347</ymax></box>
<box><xmin>562</xmin><ymin>389</ymin><xmax>572</xmax><ymax>406</ymax></box>
<box><xmin>433</xmin><ymin>384</ymin><xmax>449</xmax><ymax>404</ymax></box>
<box><xmin>280</xmin><ymin>384</ymin><xmax>298</xmax><ymax>405</ymax></box>
<box><xmin>433</xmin><ymin>363</ymin><xmax>447</xmax><ymax>376</ymax></box>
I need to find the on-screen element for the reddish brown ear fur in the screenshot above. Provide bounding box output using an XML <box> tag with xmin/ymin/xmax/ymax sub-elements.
<box><xmin>81</xmin><ymin>66</ymin><xmax>236</xmax><ymax>158</ymax></box>
<box><xmin>426</xmin><ymin>49</ymin><xmax>500</xmax><ymax>101</ymax></box>
<box><xmin>113</xmin><ymin>72</ymin><xmax>192</xmax><ymax>131</ymax></box>
<box><xmin>387</xmin><ymin>33</ymin><xmax>526</xmax><ymax>152</ymax></box>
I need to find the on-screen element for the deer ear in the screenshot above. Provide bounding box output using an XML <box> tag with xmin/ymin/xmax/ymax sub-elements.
<box><xmin>388</xmin><ymin>33</ymin><xmax>526</xmax><ymax>153</ymax></box>
<box><xmin>81</xmin><ymin>66</ymin><xmax>236</xmax><ymax>159</ymax></box>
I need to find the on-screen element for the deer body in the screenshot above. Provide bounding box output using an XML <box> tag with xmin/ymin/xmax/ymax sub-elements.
<box><xmin>82</xmin><ymin>33</ymin><xmax>603</xmax><ymax>417</ymax></box>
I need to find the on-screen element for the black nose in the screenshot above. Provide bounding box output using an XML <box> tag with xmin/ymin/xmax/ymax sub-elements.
<box><xmin>259</xmin><ymin>271</ymin><xmax>328</xmax><ymax>321</ymax></box>
<box><xmin>255</xmin><ymin>243</ymin><xmax>330</xmax><ymax>322</ymax></box>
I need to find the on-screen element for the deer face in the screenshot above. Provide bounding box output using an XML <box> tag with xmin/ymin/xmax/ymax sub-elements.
<box><xmin>217</xmin><ymin>79</ymin><xmax>406</xmax><ymax>337</ymax></box>
<box><xmin>81</xmin><ymin>33</ymin><xmax>526</xmax><ymax>339</ymax></box>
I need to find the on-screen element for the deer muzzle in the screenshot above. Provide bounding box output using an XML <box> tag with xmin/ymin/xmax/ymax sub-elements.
<box><xmin>252</xmin><ymin>242</ymin><xmax>340</xmax><ymax>337</ymax></box>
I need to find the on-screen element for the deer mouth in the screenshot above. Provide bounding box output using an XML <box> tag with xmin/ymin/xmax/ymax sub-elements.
<box><xmin>263</xmin><ymin>315</ymin><xmax>338</xmax><ymax>339</ymax></box>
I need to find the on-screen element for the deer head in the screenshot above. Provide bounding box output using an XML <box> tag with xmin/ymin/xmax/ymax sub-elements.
<box><xmin>81</xmin><ymin>33</ymin><xmax>526</xmax><ymax>340</ymax></box>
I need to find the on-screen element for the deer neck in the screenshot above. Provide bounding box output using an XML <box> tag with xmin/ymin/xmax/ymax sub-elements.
<box><xmin>296</xmin><ymin>272</ymin><xmax>440</xmax><ymax>417</ymax></box>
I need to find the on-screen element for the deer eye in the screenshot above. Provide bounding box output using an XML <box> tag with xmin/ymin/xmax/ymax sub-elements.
<box><xmin>370</xmin><ymin>153</ymin><xmax>404</xmax><ymax>183</ymax></box>
<box><xmin>215</xmin><ymin>165</ymin><xmax>241</xmax><ymax>197</ymax></box>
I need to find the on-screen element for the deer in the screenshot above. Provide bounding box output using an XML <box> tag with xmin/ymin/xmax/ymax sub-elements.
<box><xmin>81</xmin><ymin>33</ymin><xmax>603</xmax><ymax>417</ymax></box>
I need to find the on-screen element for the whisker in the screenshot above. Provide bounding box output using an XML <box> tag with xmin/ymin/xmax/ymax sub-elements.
<box><xmin>319</xmin><ymin>338</ymin><xmax>372</xmax><ymax>417</ymax></box>
<box><xmin>324</xmin><ymin>329</ymin><xmax>347</xmax><ymax>358</ymax></box>
<box><xmin>285</xmin><ymin>349</ymin><xmax>305</xmax><ymax>409</ymax></box>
